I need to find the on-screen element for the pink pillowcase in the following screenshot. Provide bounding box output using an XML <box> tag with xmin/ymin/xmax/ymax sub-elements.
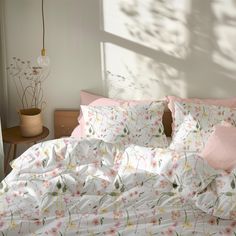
<box><xmin>71</xmin><ymin>91</ymin><xmax>163</xmax><ymax>138</ymax></box>
<box><xmin>201</xmin><ymin>123</ymin><xmax>236</xmax><ymax>172</ymax></box>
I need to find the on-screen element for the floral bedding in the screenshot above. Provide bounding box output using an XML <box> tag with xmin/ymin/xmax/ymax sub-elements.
<box><xmin>170</xmin><ymin>102</ymin><xmax>236</xmax><ymax>153</ymax></box>
<box><xmin>0</xmin><ymin>138</ymin><xmax>236</xmax><ymax>235</ymax></box>
<box><xmin>81</xmin><ymin>101</ymin><xmax>167</xmax><ymax>148</ymax></box>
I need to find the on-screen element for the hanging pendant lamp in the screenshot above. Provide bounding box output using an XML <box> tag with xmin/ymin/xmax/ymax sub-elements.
<box><xmin>37</xmin><ymin>0</ymin><xmax>50</xmax><ymax>67</ymax></box>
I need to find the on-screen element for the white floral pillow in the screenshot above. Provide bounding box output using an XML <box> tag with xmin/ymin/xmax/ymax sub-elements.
<box><xmin>170</xmin><ymin>101</ymin><xmax>236</xmax><ymax>152</ymax></box>
<box><xmin>81</xmin><ymin>101</ymin><xmax>168</xmax><ymax>148</ymax></box>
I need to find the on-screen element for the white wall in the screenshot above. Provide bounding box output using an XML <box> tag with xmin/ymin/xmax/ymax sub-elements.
<box><xmin>3</xmin><ymin>0</ymin><xmax>236</xmax><ymax>145</ymax></box>
<box><xmin>4</xmin><ymin>0</ymin><xmax>103</xmax><ymax>140</ymax></box>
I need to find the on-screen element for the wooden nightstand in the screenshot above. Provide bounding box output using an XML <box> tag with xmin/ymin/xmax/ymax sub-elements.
<box><xmin>3</xmin><ymin>126</ymin><xmax>49</xmax><ymax>175</ymax></box>
<box><xmin>54</xmin><ymin>110</ymin><xmax>80</xmax><ymax>138</ymax></box>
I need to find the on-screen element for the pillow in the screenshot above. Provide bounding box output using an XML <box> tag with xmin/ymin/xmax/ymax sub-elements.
<box><xmin>80</xmin><ymin>90</ymin><xmax>104</xmax><ymax>105</ymax></box>
<box><xmin>167</xmin><ymin>95</ymin><xmax>236</xmax><ymax>132</ymax></box>
<box><xmin>81</xmin><ymin>101</ymin><xmax>168</xmax><ymax>148</ymax></box>
<box><xmin>169</xmin><ymin>101</ymin><xmax>236</xmax><ymax>152</ymax></box>
<box><xmin>71</xmin><ymin>91</ymin><xmax>164</xmax><ymax>138</ymax></box>
<box><xmin>201</xmin><ymin>123</ymin><xmax>236</xmax><ymax>171</ymax></box>
<box><xmin>71</xmin><ymin>91</ymin><xmax>120</xmax><ymax>138</ymax></box>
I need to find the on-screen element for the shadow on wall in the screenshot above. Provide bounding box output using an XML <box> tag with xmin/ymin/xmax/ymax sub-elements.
<box><xmin>101</xmin><ymin>0</ymin><xmax>236</xmax><ymax>99</ymax></box>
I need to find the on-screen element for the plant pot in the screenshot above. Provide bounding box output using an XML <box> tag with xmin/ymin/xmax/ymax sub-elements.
<box><xmin>19</xmin><ymin>108</ymin><xmax>43</xmax><ymax>137</ymax></box>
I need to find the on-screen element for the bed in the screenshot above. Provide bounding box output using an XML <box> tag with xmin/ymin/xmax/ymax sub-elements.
<box><xmin>1</xmin><ymin>92</ymin><xmax>236</xmax><ymax>236</ymax></box>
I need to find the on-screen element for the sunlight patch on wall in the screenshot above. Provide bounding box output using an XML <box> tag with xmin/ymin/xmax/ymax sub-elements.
<box><xmin>212</xmin><ymin>0</ymin><xmax>236</xmax><ymax>72</ymax></box>
<box><xmin>103</xmin><ymin>43</ymin><xmax>186</xmax><ymax>100</ymax></box>
<box><xmin>102</xmin><ymin>0</ymin><xmax>190</xmax><ymax>59</ymax></box>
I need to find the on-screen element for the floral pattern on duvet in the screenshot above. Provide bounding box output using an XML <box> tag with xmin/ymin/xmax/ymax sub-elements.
<box><xmin>0</xmin><ymin>137</ymin><xmax>236</xmax><ymax>235</ymax></box>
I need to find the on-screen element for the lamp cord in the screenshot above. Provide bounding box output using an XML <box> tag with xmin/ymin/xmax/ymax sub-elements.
<box><xmin>42</xmin><ymin>0</ymin><xmax>45</xmax><ymax>50</ymax></box>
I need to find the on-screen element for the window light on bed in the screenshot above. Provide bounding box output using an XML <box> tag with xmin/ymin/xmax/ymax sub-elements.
<box><xmin>37</xmin><ymin>0</ymin><xmax>50</xmax><ymax>67</ymax></box>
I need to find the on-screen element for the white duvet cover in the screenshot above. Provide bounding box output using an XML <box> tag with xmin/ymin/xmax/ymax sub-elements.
<box><xmin>0</xmin><ymin>138</ymin><xmax>236</xmax><ymax>235</ymax></box>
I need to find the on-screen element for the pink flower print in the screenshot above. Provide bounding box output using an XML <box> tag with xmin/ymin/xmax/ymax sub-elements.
<box><xmin>114</xmin><ymin>221</ymin><xmax>121</xmax><ymax>228</ymax></box>
<box><xmin>108</xmin><ymin>169</ymin><xmax>116</xmax><ymax>177</ymax></box>
<box><xmin>55</xmin><ymin>210</ymin><xmax>65</xmax><ymax>218</ymax></box>
<box><xmin>223</xmin><ymin>227</ymin><xmax>233</xmax><ymax>235</ymax></box>
<box><xmin>34</xmin><ymin>219</ymin><xmax>41</xmax><ymax>226</ymax></box>
<box><xmin>230</xmin><ymin>211</ymin><xmax>236</xmax><ymax>219</ymax></box>
<box><xmin>171</xmin><ymin>211</ymin><xmax>180</xmax><ymax>221</ymax></box>
<box><xmin>107</xmin><ymin>228</ymin><xmax>116</xmax><ymax>235</ymax></box>
<box><xmin>63</xmin><ymin>197</ymin><xmax>69</xmax><ymax>204</ymax></box>
<box><xmin>35</xmin><ymin>160</ymin><xmax>42</xmax><ymax>167</ymax></box>
<box><xmin>92</xmin><ymin>218</ymin><xmax>100</xmax><ymax>225</ymax></box>
<box><xmin>0</xmin><ymin>221</ymin><xmax>4</xmax><ymax>229</ymax></box>
<box><xmin>160</xmin><ymin>180</ymin><xmax>168</xmax><ymax>188</ymax></box>
<box><xmin>101</xmin><ymin>179</ymin><xmax>109</xmax><ymax>189</ymax></box>
<box><xmin>48</xmin><ymin>227</ymin><xmax>58</xmax><ymax>236</ymax></box>
<box><xmin>57</xmin><ymin>222</ymin><xmax>62</xmax><ymax>228</ymax></box>
<box><xmin>165</xmin><ymin>227</ymin><xmax>174</xmax><ymax>235</ymax></box>
<box><xmin>167</xmin><ymin>169</ymin><xmax>173</xmax><ymax>177</ymax></box>
<box><xmin>208</xmin><ymin>217</ymin><xmax>216</xmax><ymax>225</ymax></box>
<box><xmin>231</xmin><ymin>221</ymin><xmax>236</xmax><ymax>227</ymax></box>
<box><xmin>172</xmin><ymin>163</ymin><xmax>178</xmax><ymax>169</ymax></box>
<box><xmin>151</xmin><ymin>217</ymin><xmax>157</xmax><ymax>225</ymax></box>
<box><xmin>43</xmin><ymin>180</ymin><xmax>51</xmax><ymax>188</ymax></box>
<box><xmin>5</xmin><ymin>196</ymin><xmax>11</xmax><ymax>204</ymax></box>
<box><xmin>113</xmin><ymin>210</ymin><xmax>123</xmax><ymax>220</ymax></box>
<box><xmin>151</xmin><ymin>160</ymin><xmax>157</xmax><ymax>168</ymax></box>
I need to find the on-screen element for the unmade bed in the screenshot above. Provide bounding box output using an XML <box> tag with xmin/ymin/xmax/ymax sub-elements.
<box><xmin>1</xmin><ymin>93</ymin><xmax>236</xmax><ymax>235</ymax></box>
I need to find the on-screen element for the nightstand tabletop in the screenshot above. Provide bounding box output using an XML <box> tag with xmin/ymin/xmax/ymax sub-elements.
<box><xmin>3</xmin><ymin>126</ymin><xmax>49</xmax><ymax>144</ymax></box>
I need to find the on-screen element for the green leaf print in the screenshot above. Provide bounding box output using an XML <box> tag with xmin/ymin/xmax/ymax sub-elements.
<box><xmin>172</xmin><ymin>182</ymin><xmax>178</xmax><ymax>189</ymax></box>
<box><xmin>225</xmin><ymin>192</ymin><xmax>233</xmax><ymax>196</ymax></box>
<box><xmin>62</xmin><ymin>185</ymin><xmax>67</xmax><ymax>193</ymax></box>
<box><xmin>50</xmin><ymin>192</ymin><xmax>58</xmax><ymax>196</ymax></box>
<box><xmin>231</xmin><ymin>179</ymin><xmax>235</xmax><ymax>189</ymax></box>
<box><xmin>109</xmin><ymin>192</ymin><xmax>120</xmax><ymax>197</ymax></box>
<box><xmin>56</xmin><ymin>181</ymin><xmax>62</xmax><ymax>189</ymax></box>
<box><xmin>120</xmin><ymin>185</ymin><xmax>125</xmax><ymax>193</ymax></box>
<box><xmin>114</xmin><ymin>180</ymin><xmax>120</xmax><ymax>189</ymax></box>
<box><xmin>42</xmin><ymin>159</ymin><xmax>47</xmax><ymax>168</ymax></box>
<box><xmin>100</xmin><ymin>217</ymin><xmax>104</xmax><ymax>225</ymax></box>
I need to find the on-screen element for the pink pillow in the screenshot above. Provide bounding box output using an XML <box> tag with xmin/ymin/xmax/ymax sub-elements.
<box><xmin>80</xmin><ymin>90</ymin><xmax>104</xmax><ymax>105</ymax></box>
<box><xmin>72</xmin><ymin>91</ymin><xmax>121</xmax><ymax>138</ymax></box>
<box><xmin>201</xmin><ymin>123</ymin><xmax>236</xmax><ymax>171</ymax></box>
<box><xmin>71</xmin><ymin>91</ymin><xmax>163</xmax><ymax>138</ymax></box>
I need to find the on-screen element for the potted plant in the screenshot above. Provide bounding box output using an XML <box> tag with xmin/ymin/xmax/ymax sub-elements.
<box><xmin>7</xmin><ymin>57</ymin><xmax>49</xmax><ymax>137</ymax></box>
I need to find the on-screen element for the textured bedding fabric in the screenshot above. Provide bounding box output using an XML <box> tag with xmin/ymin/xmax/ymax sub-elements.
<box><xmin>1</xmin><ymin>138</ymin><xmax>236</xmax><ymax>235</ymax></box>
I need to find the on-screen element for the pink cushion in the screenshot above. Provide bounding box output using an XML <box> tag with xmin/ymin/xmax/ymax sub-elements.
<box><xmin>71</xmin><ymin>91</ymin><xmax>162</xmax><ymax>138</ymax></box>
<box><xmin>80</xmin><ymin>90</ymin><xmax>104</xmax><ymax>105</ymax></box>
<box><xmin>201</xmin><ymin>123</ymin><xmax>236</xmax><ymax>171</ymax></box>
